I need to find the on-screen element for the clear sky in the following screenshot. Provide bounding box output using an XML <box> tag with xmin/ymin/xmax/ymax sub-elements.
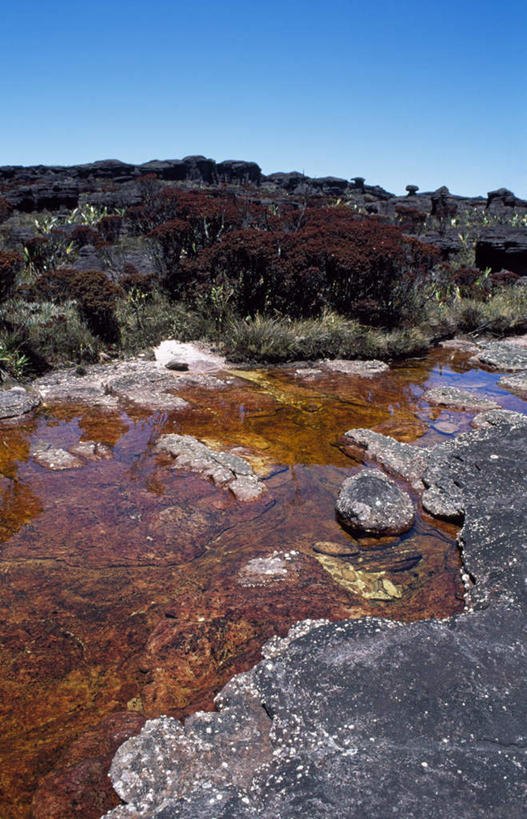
<box><xmin>1</xmin><ymin>0</ymin><xmax>525</xmax><ymax>196</ymax></box>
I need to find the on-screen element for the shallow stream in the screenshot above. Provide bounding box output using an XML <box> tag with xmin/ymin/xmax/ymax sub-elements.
<box><xmin>1</xmin><ymin>346</ymin><xmax>526</xmax><ymax>817</ymax></box>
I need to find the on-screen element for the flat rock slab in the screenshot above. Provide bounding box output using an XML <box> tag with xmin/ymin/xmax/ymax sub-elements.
<box><xmin>324</xmin><ymin>359</ymin><xmax>389</xmax><ymax>376</ymax></box>
<box><xmin>155</xmin><ymin>434</ymin><xmax>266</xmax><ymax>501</ymax></box>
<box><xmin>344</xmin><ymin>428</ymin><xmax>430</xmax><ymax>489</ymax></box>
<box><xmin>105</xmin><ymin>607</ymin><xmax>527</xmax><ymax>819</ymax></box>
<box><xmin>471</xmin><ymin>340</ymin><xmax>527</xmax><ymax>371</ymax></box>
<box><xmin>0</xmin><ymin>387</ymin><xmax>40</xmax><ymax>419</ymax></box>
<box><xmin>423</xmin><ymin>386</ymin><xmax>500</xmax><ymax>411</ymax></box>
<box><xmin>336</xmin><ymin>469</ymin><xmax>415</xmax><ymax>535</ymax></box>
<box><xmin>498</xmin><ymin>371</ymin><xmax>527</xmax><ymax>398</ymax></box>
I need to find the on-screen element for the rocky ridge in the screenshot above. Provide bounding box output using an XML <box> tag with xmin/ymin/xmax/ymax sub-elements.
<box><xmin>2</xmin><ymin>156</ymin><xmax>527</xmax><ymax>275</ymax></box>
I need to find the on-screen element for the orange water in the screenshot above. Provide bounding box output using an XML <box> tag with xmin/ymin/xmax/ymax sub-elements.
<box><xmin>0</xmin><ymin>347</ymin><xmax>525</xmax><ymax>817</ymax></box>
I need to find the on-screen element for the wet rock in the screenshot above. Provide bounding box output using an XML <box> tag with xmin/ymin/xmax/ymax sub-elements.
<box><xmin>421</xmin><ymin>483</ymin><xmax>464</xmax><ymax>521</ymax></box>
<box><xmin>336</xmin><ymin>469</ymin><xmax>415</xmax><ymax>536</ymax></box>
<box><xmin>422</xmin><ymin>419</ymin><xmax>527</xmax><ymax>610</ymax></box>
<box><xmin>0</xmin><ymin>387</ymin><xmax>40</xmax><ymax>419</ymax></box>
<box><xmin>104</xmin><ymin>369</ymin><xmax>191</xmax><ymax>412</ymax></box>
<box><xmin>343</xmin><ymin>428</ymin><xmax>430</xmax><ymax>489</ymax></box>
<box><xmin>175</xmin><ymin>373</ymin><xmax>231</xmax><ymax>389</ymax></box>
<box><xmin>104</xmin><ymin>412</ymin><xmax>527</xmax><ymax>815</ymax></box>
<box><xmin>423</xmin><ymin>386</ymin><xmax>500</xmax><ymax>411</ymax></box>
<box><xmin>324</xmin><ymin>359</ymin><xmax>389</xmax><ymax>376</ymax></box>
<box><xmin>155</xmin><ymin>434</ymin><xmax>266</xmax><ymax>501</ymax></box>
<box><xmin>498</xmin><ymin>371</ymin><xmax>527</xmax><ymax>397</ymax></box>
<box><xmin>105</xmin><ymin>606</ymin><xmax>527</xmax><ymax>818</ymax></box>
<box><xmin>108</xmin><ymin>689</ymin><xmax>272</xmax><ymax>817</ymax></box>
<box><xmin>30</xmin><ymin>444</ymin><xmax>84</xmax><ymax>470</ymax></box>
<box><xmin>470</xmin><ymin>340</ymin><xmax>527</xmax><ymax>371</ymax></box>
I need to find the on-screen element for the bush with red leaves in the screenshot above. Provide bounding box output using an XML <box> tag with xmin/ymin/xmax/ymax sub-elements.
<box><xmin>33</xmin><ymin>268</ymin><xmax>122</xmax><ymax>342</ymax></box>
<box><xmin>183</xmin><ymin>206</ymin><xmax>438</xmax><ymax>324</ymax></box>
<box><xmin>0</xmin><ymin>250</ymin><xmax>23</xmax><ymax>302</ymax></box>
<box><xmin>70</xmin><ymin>225</ymin><xmax>100</xmax><ymax>249</ymax></box>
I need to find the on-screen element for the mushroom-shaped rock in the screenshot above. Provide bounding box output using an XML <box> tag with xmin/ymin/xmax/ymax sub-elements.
<box><xmin>336</xmin><ymin>469</ymin><xmax>415</xmax><ymax>536</ymax></box>
<box><xmin>405</xmin><ymin>184</ymin><xmax>419</xmax><ymax>196</ymax></box>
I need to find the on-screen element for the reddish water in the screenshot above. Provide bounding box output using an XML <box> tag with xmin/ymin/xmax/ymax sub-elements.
<box><xmin>0</xmin><ymin>347</ymin><xmax>525</xmax><ymax>817</ymax></box>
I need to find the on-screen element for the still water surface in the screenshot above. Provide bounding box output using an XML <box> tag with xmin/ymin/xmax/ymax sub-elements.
<box><xmin>0</xmin><ymin>347</ymin><xmax>525</xmax><ymax>816</ymax></box>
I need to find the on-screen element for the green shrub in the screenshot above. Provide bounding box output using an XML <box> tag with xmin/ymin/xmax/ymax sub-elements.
<box><xmin>115</xmin><ymin>291</ymin><xmax>214</xmax><ymax>353</ymax></box>
<box><xmin>2</xmin><ymin>299</ymin><xmax>101</xmax><ymax>370</ymax></box>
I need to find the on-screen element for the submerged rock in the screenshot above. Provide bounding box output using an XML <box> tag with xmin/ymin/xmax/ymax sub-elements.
<box><xmin>30</xmin><ymin>444</ymin><xmax>84</xmax><ymax>470</ymax></box>
<box><xmin>336</xmin><ymin>469</ymin><xmax>415</xmax><ymax>535</ymax></box>
<box><xmin>68</xmin><ymin>440</ymin><xmax>113</xmax><ymax>461</ymax></box>
<box><xmin>155</xmin><ymin>434</ymin><xmax>266</xmax><ymax>501</ymax></box>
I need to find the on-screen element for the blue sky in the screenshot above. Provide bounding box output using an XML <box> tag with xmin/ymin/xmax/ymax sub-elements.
<box><xmin>1</xmin><ymin>0</ymin><xmax>525</xmax><ymax>196</ymax></box>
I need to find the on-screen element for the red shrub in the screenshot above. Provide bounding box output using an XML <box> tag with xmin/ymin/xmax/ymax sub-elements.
<box><xmin>33</xmin><ymin>268</ymin><xmax>122</xmax><ymax>342</ymax></box>
<box><xmin>0</xmin><ymin>250</ymin><xmax>23</xmax><ymax>301</ymax></box>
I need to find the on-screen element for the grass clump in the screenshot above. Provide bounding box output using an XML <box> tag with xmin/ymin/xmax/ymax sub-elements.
<box><xmin>224</xmin><ymin>311</ymin><xmax>429</xmax><ymax>364</ymax></box>
<box><xmin>1</xmin><ymin>300</ymin><xmax>101</xmax><ymax>376</ymax></box>
<box><xmin>116</xmin><ymin>291</ymin><xmax>215</xmax><ymax>353</ymax></box>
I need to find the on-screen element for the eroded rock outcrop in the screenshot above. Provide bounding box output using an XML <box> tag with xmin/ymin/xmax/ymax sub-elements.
<box><xmin>471</xmin><ymin>340</ymin><xmax>527</xmax><ymax>371</ymax></box>
<box><xmin>155</xmin><ymin>434</ymin><xmax>266</xmax><ymax>501</ymax></box>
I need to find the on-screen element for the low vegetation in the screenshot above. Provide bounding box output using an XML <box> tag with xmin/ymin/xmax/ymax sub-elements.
<box><xmin>0</xmin><ymin>189</ymin><xmax>526</xmax><ymax>379</ymax></box>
